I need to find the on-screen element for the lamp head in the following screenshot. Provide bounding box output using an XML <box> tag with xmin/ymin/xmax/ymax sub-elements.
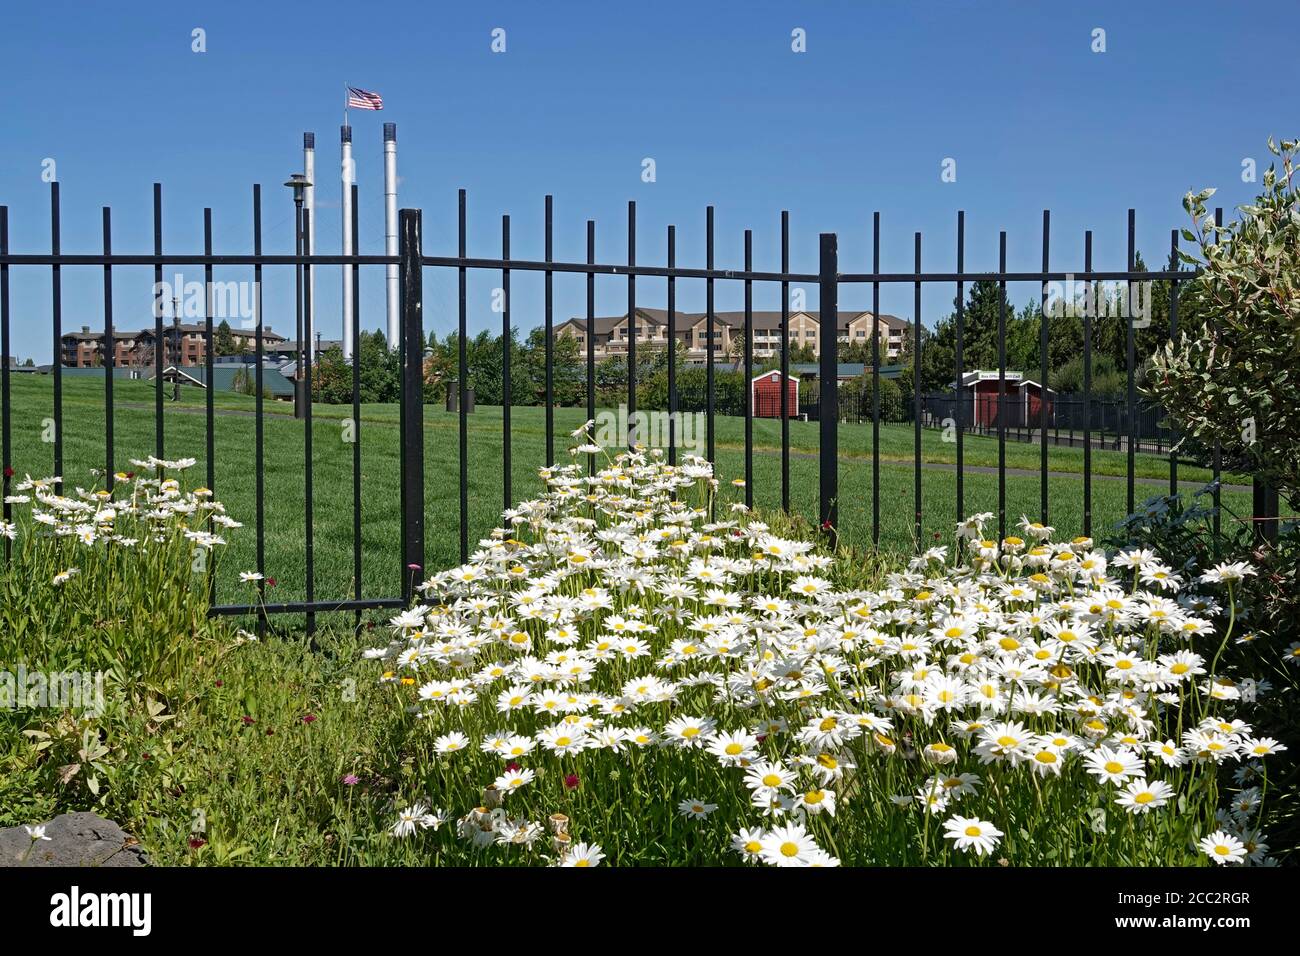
<box><xmin>283</xmin><ymin>173</ymin><xmax>312</xmax><ymax>203</ymax></box>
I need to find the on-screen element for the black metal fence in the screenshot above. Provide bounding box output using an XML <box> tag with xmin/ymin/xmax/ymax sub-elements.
<box><xmin>920</xmin><ymin>391</ymin><xmax>1176</xmax><ymax>453</ymax></box>
<box><xmin>0</xmin><ymin>181</ymin><xmax>1283</xmax><ymax>630</ymax></box>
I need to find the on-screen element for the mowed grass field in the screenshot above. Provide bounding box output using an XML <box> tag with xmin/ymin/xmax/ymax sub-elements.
<box><xmin>1</xmin><ymin>375</ymin><xmax>1253</xmax><ymax>619</ymax></box>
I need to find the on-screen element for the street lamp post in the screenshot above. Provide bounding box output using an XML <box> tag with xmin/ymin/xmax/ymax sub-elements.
<box><xmin>284</xmin><ymin>174</ymin><xmax>312</xmax><ymax>419</ymax></box>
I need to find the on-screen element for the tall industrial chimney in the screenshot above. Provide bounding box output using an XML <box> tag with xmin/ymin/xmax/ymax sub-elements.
<box><xmin>384</xmin><ymin>122</ymin><xmax>399</xmax><ymax>346</ymax></box>
<box><xmin>303</xmin><ymin>132</ymin><xmax>316</xmax><ymax>359</ymax></box>
<box><xmin>341</xmin><ymin>124</ymin><xmax>354</xmax><ymax>361</ymax></box>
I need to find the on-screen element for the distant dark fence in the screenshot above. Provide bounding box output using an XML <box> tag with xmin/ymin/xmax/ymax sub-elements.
<box><xmin>804</xmin><ymin>388</ymin><xmax>1179</xmax><ymax>456</ymax></box>
<box><xmin>0</xmin><ymin>177</ymin><xmax>1282</xmax><ymax>631</ymax></box>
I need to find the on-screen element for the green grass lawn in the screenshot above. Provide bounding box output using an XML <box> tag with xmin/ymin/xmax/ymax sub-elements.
<box><xmin>1</xmin><ymin>375</ymin><xmax>1254</xmax><ymax>617</ymax></box>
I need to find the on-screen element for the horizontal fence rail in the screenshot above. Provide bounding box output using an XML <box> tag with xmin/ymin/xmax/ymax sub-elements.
<box><xmin>0</xmin><ymin>179</ymin><xmax>1283</xmax><ymax>632</ymax></box>
<box><xmin>0</xmin><ymin>182</ymin><xmax>424</xmax><ymax>631</ymax></box>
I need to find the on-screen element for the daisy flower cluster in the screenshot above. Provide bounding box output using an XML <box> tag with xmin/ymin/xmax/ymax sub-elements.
<box><xmin>2</xmin><ymin>457</ymin><xmax>236</xmax><ymax>589</ymax></box>
<box><xmin>367</xmin><ymin>433</ymin><xmax>1282</xmax><ymax>867</ymax></box>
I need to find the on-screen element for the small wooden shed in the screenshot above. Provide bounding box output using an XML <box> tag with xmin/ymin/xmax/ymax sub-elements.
<box><xmin>751</xmin><ymin>370</ymin><xmax>799</xmax><ymax>418</ymax></box>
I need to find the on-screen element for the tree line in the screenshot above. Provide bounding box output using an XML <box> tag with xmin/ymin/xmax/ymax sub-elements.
<box><xmin>308</xmin><ymin>249</ymin><xmax>1194</xmax><ymax>409</ymax></box>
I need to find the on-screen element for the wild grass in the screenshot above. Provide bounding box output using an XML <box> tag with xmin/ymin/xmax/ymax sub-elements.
<box><xmin>1</xmin><ymin>375</ymin><xmax>1257</xmax><ymax>627</ymax></box>
<box><xmin>0</xmin><ymin>449</ymin><xmax>1280</xmax><ymax>866</ymax></box>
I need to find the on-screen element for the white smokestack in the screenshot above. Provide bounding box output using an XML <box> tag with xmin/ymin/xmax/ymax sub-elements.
<box><xmin>384</xmin><ymin>122</ymin><xmax>399</xmax><ymax>347</ymax></box>
<box><xmin>303</xmin><ymin>132</ymin><xmax>316</xmax><ymax>359</ymax></box>
<box><xmin>341</xmin><ymin>124</ymin><xmax>354</xmax><ymax>361</ymax></box>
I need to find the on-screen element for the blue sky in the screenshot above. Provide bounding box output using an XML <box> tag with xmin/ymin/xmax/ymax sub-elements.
<box><xmin>0</xmin><ymin>0</ymin><xmax>1291</xmax><ymax>362</ymax></box>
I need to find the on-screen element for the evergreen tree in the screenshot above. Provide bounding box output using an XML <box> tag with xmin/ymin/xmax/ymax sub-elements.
<box><xmin>214</xmin><ymin>319</ymin><xmax>237</xmax><ymax>357</ymax></box>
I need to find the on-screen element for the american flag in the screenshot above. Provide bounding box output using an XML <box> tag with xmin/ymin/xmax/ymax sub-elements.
<box><xmin>346</xmin><ymin>87</ymin><xmax>383</xmax><ymax>110</ymax></box>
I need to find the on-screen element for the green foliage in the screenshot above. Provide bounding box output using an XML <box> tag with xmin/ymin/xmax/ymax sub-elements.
<box><xmin>1050</xmin><ymin>354</ymin><xmax>1126</xmax><ymax>396</ymax></box>
<box><xmin>832</xmin><ymin>374</ymin><xmax>905</xmax><ymax>422</ymax></box>
<box><xmin>788</xmin><ymin>342</ymin><xmax>816</xmax><ymax>363</ymax></box>
<box><xmin>311</xmin><ymin>332</ymin><xmax>400</xmax><ymax>405</ymax></box>
<box><xmin>669</xmin><ymin>366</ymin><xmax>744</xmax><ymax>414</ymax></box>
<box><xmin>1107</xmin><ymin>489</ymin><xmax>1300</xmax><ymax>854</ymax></box>
<box><xmin>0</xmin><ymin>467</ymin><xmax>230</xmax><ymax>816</ymax></box>
<box><xmin>917</xmin><ymin>254</ymin><xmax>1190</xmax><ymax>397</ymax></box>
<box><xmin>230</xmin><ymin>365</ymin><xmax>258</xmax><ymax>398</ymax></box>
<box><xmin>1147</xmin><ymin>138</ymin><xmax>1300</xmax><ymax>510</ymax></box>
<box><xmin>214</xmin><ymin>320</ymin><xmax>237</xmax><ymax>357</ymax></box>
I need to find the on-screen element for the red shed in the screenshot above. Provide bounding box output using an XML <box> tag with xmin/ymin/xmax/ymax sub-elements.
<box><xmin>751</xmin><ymin>370</ymin><xmax>799</xmax><ymax>418</ymax></box>
<box><xmin>957</xmin><ymin>371</ymin><xmax>1054</xmax><ymax>427</ymax></box>
<box><xmin>1021</xmin><ymin>379</ymin><xmax>1055</xmax><ymax>423</ymax></box>
<box><xmin>960</xmin><ymin>371</ymin><xmax>1021</xmax><ymax>427</ymax></box>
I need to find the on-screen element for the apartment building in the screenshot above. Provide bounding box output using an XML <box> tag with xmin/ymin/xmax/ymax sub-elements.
<box><xmin>555</xmin><ymin>308</ymin><xmax>908</xmax><ymax>362</ymax></box>
<box><xmin>59</xmin><ymin>324</ymin><xmax>288</xmax><ymax>368</ymax></box>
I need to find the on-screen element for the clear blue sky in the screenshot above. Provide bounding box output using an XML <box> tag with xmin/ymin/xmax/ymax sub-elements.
<box><xmin>1</xmin><ymin>0</ymin><xmax>1291</xmax><ymax>363</ymax></box>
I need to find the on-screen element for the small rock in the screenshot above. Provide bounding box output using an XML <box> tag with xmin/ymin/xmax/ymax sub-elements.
<box><xmin>0</xmin><ymin>812</ymin><xmax>149</xmax><ymax>867</ymax></box>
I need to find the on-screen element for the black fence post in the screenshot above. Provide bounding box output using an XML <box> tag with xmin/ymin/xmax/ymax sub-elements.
<box><xmin>819</xmin><ymin>233</ymin><xmax>838</xmax><ymax>545</ymax></box>
<box><xmin>0</xmin><ymin>205</ymin><xmax>9</xmax><ymax>561</ymax></box>
<box><xmin>102</xmin><ymin>207</ymin><xmax>114</xmax><ymax>492</ymax></box>
<box><xmin>1253</xmin><ymin>478</ymin><xmax>1279</xmax><ymax>547</ymax></box>
<box><xmin>544</xmin><ymin>195</ymin><xmax>554</xmax><ymax>464</ymax></box>
<box><xmin>780</xmin><ymin>211</ymin><xmax>790</xmax><ymax>513</ymax></box>
<box><xmin>398</xmin><ymin>208</ymin><xmax>426</xmax><ymax>601</ymax></box>
<box><xmin>152</xmin><ymin>183</ymin><xmax>164</xmax><ymax>459</ymax></box>
<box><xmin>1126</xmin><ymin>209</ymin><xmax>1137</xmax><ymax>516</ymax></box>
<box><xmin>912</xmin><ymin>231</ymin><xmax>922</xmax><ymax>551</ymax></box>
